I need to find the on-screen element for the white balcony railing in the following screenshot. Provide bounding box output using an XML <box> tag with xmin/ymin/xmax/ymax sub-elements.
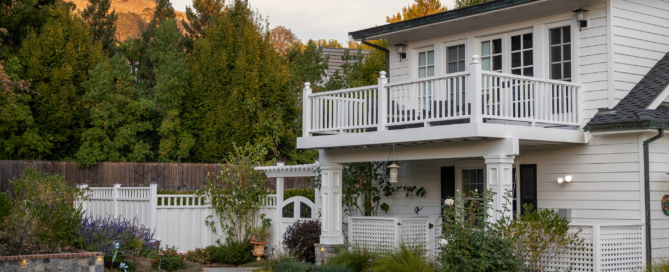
<box><xmin>302</xmin><ymin>56</ymin><xmax>583</xmax><ymax>137</ymax></box>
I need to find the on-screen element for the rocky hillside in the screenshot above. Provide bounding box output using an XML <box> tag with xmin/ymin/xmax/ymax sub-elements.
<box><xmin>66</xmin><ymin>0</ymin><xmax>188</xmax><ymax>41</ymax></box>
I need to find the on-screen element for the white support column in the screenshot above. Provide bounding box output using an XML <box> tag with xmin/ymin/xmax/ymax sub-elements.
<box><xmin>275</xmin><ymin>162</ymin><xmax>285</xmax><ymax>248</ymax></box>
<box><xmin>319</xmin><ymin>163</ymin><xmax>344</xmax><ymax>245</ymax></box>
<box><xmin>470</xmin><ymin>55</ymin><xmax>483</xmax><ymax>124</ymax></box>
<box><xmin>484</xmin><ymin>155</ymin><xmax>515</xmax><ymax>222</ymax></box>
<box><xmin>303</xmin><ymin>83</ymin><xmax>312</xmax><ymax>137</ymax></box>
<box><xmin>113</xmin><ymin>183</ymin><xmax>121</xmax><ymax>218</ymax></box>
<box><xmin>378</xmin><ymin>71</ymin><xmax>388</xmax><ymax>132</ymax></box>
<box><xmin>149</xmin><ymin>182</ymin><xmax>157</xmax><ymax>234</ymax></box>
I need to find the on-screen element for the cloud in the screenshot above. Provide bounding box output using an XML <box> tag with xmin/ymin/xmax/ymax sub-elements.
<box><xmin>170</xmin><ymin>0</ymin><xmax>456</xmax><ymax>44</ymax></box>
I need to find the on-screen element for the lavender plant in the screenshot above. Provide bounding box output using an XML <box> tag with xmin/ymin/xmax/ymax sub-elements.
<box><xmin>76</xmin><ymin>215</ymin><xmax>156</xmax><ymax>260</ymax></box>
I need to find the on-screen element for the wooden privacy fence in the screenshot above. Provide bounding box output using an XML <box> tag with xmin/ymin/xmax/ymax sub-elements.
<box><xmin>0</xmin><ymin>160</ymin><xmax>312</xmax><ymax>192</ymax></box>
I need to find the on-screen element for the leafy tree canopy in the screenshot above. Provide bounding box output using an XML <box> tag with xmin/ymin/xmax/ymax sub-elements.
<box><xmin>181</xmin><ymin>0</ymin><xmax>225</xmax><ymax>52</ymax></box>
<box><xmin>17</xmin><ymin>1</ymin><xmax>105</xmax><ymax>160</ymax></box>
<box><xmin>0</xmin><ymin>0</ymin><xmax>58</xmax><ymax>59</ymax></box>
<box><xmin>454</xmin><ymin>0</ymin><xmax>494</xmax><ymax>9</ymax></box>
<box><xmin>184</xmin><ymin>0</ymin><xmax>297</xmax><ymax>163</ymax></box>
<box><xmin>386</xmin><ymin>0</ymin><xmax>447</xmax><ymax>23</ymax></box>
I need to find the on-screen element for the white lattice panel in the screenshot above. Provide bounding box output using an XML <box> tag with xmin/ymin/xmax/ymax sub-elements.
<box><xmin>547</xmin><ymin>225</ymin><xmax>595</xmax><ymax>272</ymax></box>
<box><xmin>349</xmin><ymin>217</ymin><xmax>397</xmax><ymax>251</ymax></box>
<box><xmin>432</xmin><ymin>217</ymin><xmax>443</xmax><ymax>257</ymax></box>
<box><xmin>600</xmin><ymin>225</ymin><xmax>644</xmax><ymax>272</ymax></box>
<box><xmin>399</xmin><ymin>218</ymin><xmax>429</xmax><ymax>250</ymax></box>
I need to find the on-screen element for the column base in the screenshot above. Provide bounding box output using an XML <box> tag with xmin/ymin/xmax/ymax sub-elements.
<box><xmin>314</xmin><ymin>243</ymin><xmax>346</xmax><ymax>265</ymax></box>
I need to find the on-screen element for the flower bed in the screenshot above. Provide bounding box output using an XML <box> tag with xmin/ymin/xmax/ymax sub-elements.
<box><xmin>0</xmin><ymin>252</ymin><xmax>104</xmax><ymax>272</ymax></box>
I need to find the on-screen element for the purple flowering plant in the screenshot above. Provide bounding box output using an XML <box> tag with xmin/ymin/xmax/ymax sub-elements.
<box><xmin>76</xmin><ymin>215</ymin><xmax>156</xmax><ymax>264</ymax></box>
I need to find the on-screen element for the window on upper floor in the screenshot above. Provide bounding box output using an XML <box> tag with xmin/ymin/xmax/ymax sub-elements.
<box><xmin>418</xmin><ymin>50</ymin><xmax>435</xmax><ymax>78</ymax></box>
<box><xmin>550</xmin><ymin>26</ymin><xmax>572</xmax><ymax>82</ymax></box>
<box><xmin>447</xmin><ymin>45</ymin><xmax>465</xmax><ymax>73</ymax></box>
<box><xmin>511</xmin><ymin>33</ymin><xmax>533</xmax><ymax>76</ymax></box>
<box><xmin>481</xmin><ymin>38</ymin><xmax>502</xmax><ymax>72</ymax></box>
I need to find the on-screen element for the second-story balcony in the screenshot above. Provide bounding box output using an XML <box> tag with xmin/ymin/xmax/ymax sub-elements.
<box><xmin>298</xmin><ymin>56</ymin><xmax>586</xmax><ymax>150</ymax></box>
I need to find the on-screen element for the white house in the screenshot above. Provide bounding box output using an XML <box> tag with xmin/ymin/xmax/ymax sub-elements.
<box><xmin>295</xmin><ymin>0</ymin><xmax>669</xmax><ymax>270</ymax></box>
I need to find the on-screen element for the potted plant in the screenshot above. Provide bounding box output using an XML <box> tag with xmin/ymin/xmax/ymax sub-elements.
<box><xmin>249</xmin><ymin>224</ymin><xmax>271</xmax><ymax>260</ymax></box>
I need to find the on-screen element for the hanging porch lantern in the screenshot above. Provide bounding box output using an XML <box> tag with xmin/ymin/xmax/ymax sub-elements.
<box><xmin>389</xmin><ymin>163</ymin><xmax>401</xmax><ymax>183</ymax></box>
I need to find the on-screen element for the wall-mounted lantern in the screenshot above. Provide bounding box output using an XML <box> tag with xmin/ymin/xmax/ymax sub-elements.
<box><xmin>394</xmin><ymin>43</ymin><xmax>407</xmax><ymax>62</ymax></box>
<box><xmin>572</xmin><ymin>8</ymin><xmax>588</xmax><ymax>31</ymax></box>
<box><xmin>389</xmin><ymin>163</ymin><xmax>401</xmax><ymax>183</ymax></box>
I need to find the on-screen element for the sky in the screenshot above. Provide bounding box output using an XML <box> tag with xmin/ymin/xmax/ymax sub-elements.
<box><xmin>170</xmin><ymin>0</ymin><xmax>457</xmax><ymax>44</ymax></box>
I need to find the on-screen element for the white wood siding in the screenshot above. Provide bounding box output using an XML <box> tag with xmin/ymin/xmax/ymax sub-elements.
<box><xmin>610</xmin><ymin>0</ymin><xmax>669</xmax><ymax>108</ymax></box>
<box><xmin>649</xmin><ymin>136</ymin><xmax>669</xmax><ymax>258</ymax></box>
<box><xmin>387</xmin><ymin>1</ymin><xmax>609</xmax><ymax>125</ymax></box>
<box><xmin>522</xmin><ymin>135</ymin><xmax>642</xmax><ymax>225</ymax></box>
<box><xmin>380</xmin><ymin>159</ymin><xmax>452</xmax><ymax>218</ymax></box>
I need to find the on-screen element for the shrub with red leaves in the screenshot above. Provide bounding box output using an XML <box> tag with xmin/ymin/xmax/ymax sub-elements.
<box><xmin>282</xmin><ymin>220</ymin><xmax>321</xmax><ymax>263</ymax></box>
<box><xmin>151</xmin><ymin>246</ymin><xmax>186</xmax><ymax>271</ymax></box>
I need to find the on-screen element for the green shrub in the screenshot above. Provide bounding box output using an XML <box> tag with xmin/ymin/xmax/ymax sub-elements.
<box><xmin>206</xmin><ymin>241</ymin><xmax>255</xmax><ymax>265</ymax></box>
<box><xmin>283</xmin><ymin>220</ymin><xmax>320</xmax><ymax>263</ymax></box>
<box><xmin>151</xmin><ymin>246</ymin><xmax>186</xmax><ymax>271</ymax></box>
<box><xmin>267</xmin><ymin>249</ymin><xmax>298</xmax><ymax>270</ymax></box>
<box><xmin>186</xmin><ymin>247</ymin><xmax>211</xmax><ymax>264</ymax></box>
<box><xmin>274</xmin><ymin>261</ymin><xmax>353</xmax><ymax>272</ymax></box>
<box><xmin>373</xmin><ymin>243</ymin><xmax>437</xmax><ymax>272</ymax></box>
<box><xmin>108</xmin><ymin>259</ymin><xmax>137</xmax><ymax>272</ymax></box>
<box><xmin>440</xmin><ymin>191</ymin><xmax>525</xmax><ymax>272</ymax></box>
<box><xmin>326</xmin><ymin>243</ymin><xmax>379</xmax><ymax>272</ymax></box>
<box><xmin>0</xmin><ymin>167</ymin><xmax>88</xmax><ymax>255</ymax></box>
<box><xmin>0</xmin><ymin>192</ymin><xmax>9</xmax><ymax>221</ymax></box>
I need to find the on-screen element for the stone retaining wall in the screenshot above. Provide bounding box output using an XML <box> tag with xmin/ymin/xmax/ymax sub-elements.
<box><xmin>0</xmin><ymin>252</ymin><xmax>104</xmax><ymax>272</ymax></box>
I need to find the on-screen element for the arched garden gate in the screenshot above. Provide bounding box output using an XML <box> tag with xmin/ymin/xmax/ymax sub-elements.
<box><xmin>255</xmin><ymin>162</ymin><xmax>319</xmax><ymax>249</ymax></box>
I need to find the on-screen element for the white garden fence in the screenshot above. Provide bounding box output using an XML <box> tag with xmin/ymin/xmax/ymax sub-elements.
<box><xmin>79</xmin><ymin>184</ymin><xmax>280</xmax><ymax>252</ymax></box>
<box><xmin>348</xmin><ymin>216</ymin><xmax>442</xmax><ymax>257</ymax></box>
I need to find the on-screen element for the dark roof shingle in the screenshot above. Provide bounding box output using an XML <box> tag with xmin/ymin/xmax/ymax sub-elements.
<box><xmin>584</xmin><ymin>52</ymin><xmax>669</xmax><ymax>131</ymax></box>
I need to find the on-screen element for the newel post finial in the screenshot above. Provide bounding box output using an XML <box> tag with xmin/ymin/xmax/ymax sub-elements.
<box><xmin>471</xmin><ymin>55</ymin><xmax>481</xmax><ymax>64</ymax></box>
<box><xmin>304</xmin><ymin>82</ymin><xmax>311</xmax><ymax>89</ymax></box>
<box><xmin>379</xmin><ymin>71</ymin><xmax>387</xmax><ymax>79</ymax></box>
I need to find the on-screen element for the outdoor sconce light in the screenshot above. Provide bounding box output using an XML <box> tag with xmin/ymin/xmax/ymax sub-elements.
<box><xmin>394</xmin><ymin>43</ymin><xmax>407</xmax><ymax>62</ymax></box>
<box><xmin>572</xmin><ymin>8</ymin><xmax>588</xmax><ymax>31</ymax></box>
<box><xmin>557</xmin><ymin>175</ymin><xmax>573</xmax><ymax>184</ymax></box>
<box><xmin>389</xmin><ymin>163</ymin><xmax>401</xmax><ymax>183</ymax></box>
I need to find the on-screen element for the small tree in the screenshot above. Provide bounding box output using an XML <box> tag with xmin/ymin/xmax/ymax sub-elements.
<box><xmin>200</xmin><ymin>143</ymin><xmax>272</xmax><ymax>244</ymax></box>
<box><xmin>498</xmin><ymin>204</ymin><xmax>584</xmax><ymax>271</ymax></box>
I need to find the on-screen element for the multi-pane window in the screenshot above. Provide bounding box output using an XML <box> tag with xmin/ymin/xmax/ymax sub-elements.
<box><xmin>418</xmin><ymin>51</ymin><xmax>435</xmax><ymax>78</ymax></box>
<box><xmin>550</xmin><ymin>26</ymin><xmax>572</xmax><ymax>81</ymax></box>
<box><xmin>462</xmin><ymin>169</ymin><xmax>484</xmax><ymax>197</ymax></box>
<box><xmin>481</xmin><ymin>39</ymin><xmax>502</xmax><ymax>72</ymax></box>
<box><xmin>447</xmin><ymin>45</ymin><xmax>465</xmax><ymax>73</ymax></box>
<box><xmin>419</xmin><ymin>51</ymin><xmax>434</xmax><ymax>111</ymax></box>
<box><xmin>511</xmin><ymin>33</ymin><xmax>533</xmax><ymax>76</ymax></box>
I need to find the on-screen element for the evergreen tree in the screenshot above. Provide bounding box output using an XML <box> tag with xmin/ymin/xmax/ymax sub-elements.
<box><xmin>0</xmin><ymin>0</ymin><xmax>57</xmax><ymax>59</ymax></box>
<box><xmin>17</xmin><ymin>2</ymin><xmax>105</xmax><ymax>160</ymax></box>
<box><xmin>81</xmin><ymin>0</ymin><xmax>118</xmax><ymax>56</ymax></box>
<box><xmin>184</xmin><ymin>0</ymin><xmax>297</xmax><ymax>162</ymax></box>
<box><xmin>137</xmin><ymin>0</ymin><xmax>177</xmax><ymax>96</ymax></box>
<box><xmin>76</xmin><ymin>54</ymin><xmax>155</xmax><ymax>166</ymax></box>
<box><xmin>0</xmin><ymin>58</ymin><xmax>48</xmax><ymax>159</ymax></box>
<box><xmin>181</xmin><ymin>0</ymin><xmax>224</xmax><ymax>52</ymax></box>
<box><xmin>149</xmin><ymin>19</ymin><xmax>193</xmax><ymax>162</ymax></box>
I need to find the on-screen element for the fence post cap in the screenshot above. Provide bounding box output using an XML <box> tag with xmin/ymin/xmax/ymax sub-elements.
<box><xmin>150</xmin><ymin>182</ymin><xmax>158</xmax><ymax>185</ymax></box>
<box><xmin>113</xmin><ymin>183</ymin><xmax>121</xmax><ymax>187</ymax></box>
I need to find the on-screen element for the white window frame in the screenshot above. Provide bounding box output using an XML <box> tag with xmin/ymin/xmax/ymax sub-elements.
<box><xmin>543</xmin><ymin>20</ymin><xmax>577</xmax><ymax>83</ymax></box>
<box><xmin>478</xmin><ymin>34</ymin><xmax>505</xmax><ymax>73</ymax></box>
<box><xmin>507</xmin><ymin>29</ymin><xmax>534</xmax><ymax>77</ymax></box>
<box><xmin>446</xmin><ymin>43</ymin><xmax>467</xmax><ymax>74</ymax></box>
<box><xmin>416</xmin><ymin>49</ymin><xmax>435</xmax><ymax>78</ymax></box>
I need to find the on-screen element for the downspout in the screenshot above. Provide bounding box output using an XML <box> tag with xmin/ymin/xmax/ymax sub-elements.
<box><xmin>644</xmin><ymin>129</ymin><xmax>664</xmax><ymax>264</ymax></box>
<box><xmin>361</xmin><ymin>37</ymin><xmax>390</xmax><ymax>80</ymax></box>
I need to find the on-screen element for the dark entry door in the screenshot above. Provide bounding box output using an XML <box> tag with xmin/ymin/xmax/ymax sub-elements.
<box><xmin>441</xmin><ymin>167</ymin><xmax>455</xmax><ymax>204</ymax></box>
<box><xmin>517</xmin><ymin>164</ymin><xmax>537</xmax><ymax>214</ymax></box>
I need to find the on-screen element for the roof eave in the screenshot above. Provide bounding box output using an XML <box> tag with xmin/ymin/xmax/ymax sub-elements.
<box><xmin>584</xmin><ymin>120</ymin><xmax>669</xmax><ymax>132</ymax></box>
<box><xmin>348</xmin><ymin>0</ymin><xmax>539</xmax><ymax>40</ymax></box>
